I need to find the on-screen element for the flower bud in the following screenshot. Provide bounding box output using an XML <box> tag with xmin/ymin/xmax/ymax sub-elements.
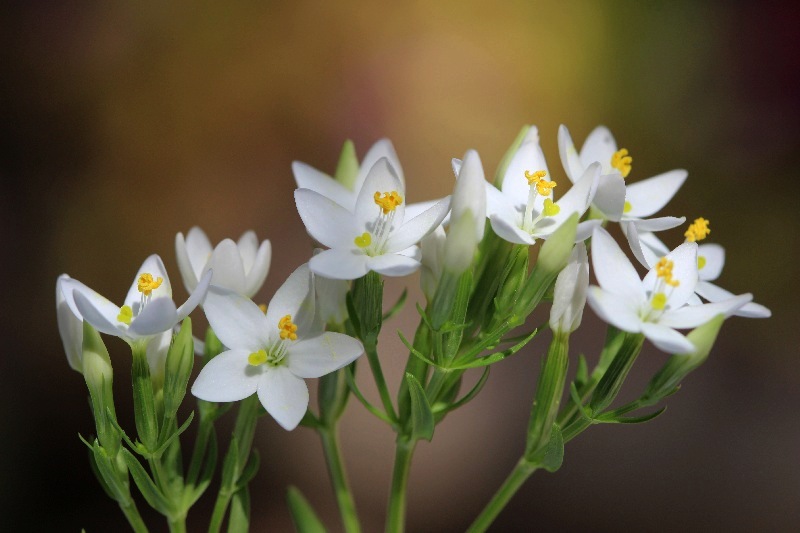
<box><xmin>549</xmin><ymin>243</ymin><xmax>589</xmax><ymax>334</ymax></box>
<box><xmin>56</xmin><ymin>275</ymin><xmax>83</xmax><ymax>372</ymax></box>
<box><xmin>420</xmin><ymin>226</ymin><xmax>445</xmax><ymax>301</ymax></box>
<box><xmin>163</xmin><ymin>318</ymin><xmax>195</xmax><ymax>418</ymax></box>
<box><xmin>81</xmin><ymin>321</ymin><xmax>120</xmax><ymax>454</ymax></box>
<box><xmin>443</xmin><ymin>150</ymin><xmax>486</xmax><ymax>275</ymax></box>
<box><xmin>537</xmin><ymin>213</ymin><xmax>579</xmax><ymax>275</ymax></box>
<box><xmin>334</xmin><ymin>139</ymin><xmax>359</xmax><ymax>189</ymax></box>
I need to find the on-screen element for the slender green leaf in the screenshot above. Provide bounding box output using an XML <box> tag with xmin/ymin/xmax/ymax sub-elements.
<box><xmin>405</xmin><ymin>373</ymin><xmax>435</xmax><ymax>442</ymax></box>
<box><xmin>286</xmin><ymin>486</ymin><xmax>327</xmax><ymax>533</ymax></box>
<box><xmin>121</xmin><ymin>448</ymin><xmax>171</xmax><ymax>515</ymax></box>
<box><xmin>541</xmin><ymin>424</ymin><xmax>564</xmax><ymax>473</ymax></box>
<box><xmin>383</xmin><ymin>288</ymin><xmax>408</xmax><ymax>321</ymax></box>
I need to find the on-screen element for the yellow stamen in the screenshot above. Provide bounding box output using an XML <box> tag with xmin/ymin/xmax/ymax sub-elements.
<box><xmin>535</xmin><ymin>178</ymin><xmax>557</xmax><ymax>196</ymax></box>
<box><xmin>137</xmin><ymin>273</ymin><xmax>163</xmax><ymax>296</ymax></box>
<box><xmin>248</xmin><ymin>349</ymin><xmax>268</xmax><ymax>366</ymax></box>
<box><xmin>374</xmin><ymin>191</ymin><xmax>403</xmax><ymax>214</ymax></box>
<box><xmin>623</xmin><ymin>201</ymin><xmax>632</xmax><ymax>214</ymax></box>
<box><xmin>524</xmin><ymin>169</ymin><xmax>548</xmax><ymax>185</ymax></box>
<box><xmin>278</xmin><ymin>314</ymin><xmax>298</xmax><ymax>341</ymax></box>
<box><xmin>611</xmin><ymin>148</ymin><xmax>633</xmax><ymax>178</ymax></box>
<box><xmin>543</xmin><ymin>198</ymin><xmax>560</xmax><ymax>217</ymax></box>
<box><xmin>354</xmin><ymin>232</ymin><xmax>372</xmax><ymax>248</ymax></box>
<box><xmin>258</xmin><ymin>304</ymin><xmax>268</xmax><ymax>314</ymax></box>
<box><xmin>651</xmin><ymin>292</ymin><xmax>667</xmax><ymax>310</ymax></box>
<box><xmin>117</xmin><ymin>305</ymin><xmax>133</xmax><ymax>325</ymax></box>
<box><xmin>684</xmin><ymin>217</ymin><xmax>710</xmax><ymax>242</ymax></box>
<box><xmin>655</xmin><ymin>257</ymin><xmax>680</xmax><ymax>287</ymax></box>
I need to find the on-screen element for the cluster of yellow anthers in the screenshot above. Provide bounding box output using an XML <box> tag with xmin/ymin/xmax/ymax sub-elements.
<box><xmin>611</xmin><ymin>148</ymin><xmax>633</xmax><ymax>178</ymax></box>
<box><xmin>524</xmin><ymin>169</ymin><xmax>557</xmax><ymax>196</ymax></box>
<box><xmin>655</xmin><ymin>257</ymin><xmax>680</xmax><ymax>288</ymax></box>
<box><xmin>137</xmin><ymin>273</ymin><xmax>163</xmax><ymax>296</ymax></box>
<box><xmin>374</xmin><ymin>191</ymin><xmax>403</xmax><ymax>214</ymax></box>
<box><xmin>278</xmin><ymin>314</ymin><xmax>298</xmax><ymax>341</ymax></box>
<box><xmin>684</xmin><ymin>217</ymin><xmax>710</xmax><ymax>243</ymax></box>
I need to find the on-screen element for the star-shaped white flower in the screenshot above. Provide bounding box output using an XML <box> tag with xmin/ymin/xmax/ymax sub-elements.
<box><xmin>295</xmin><ymin>157</ymin><xmax>451</xmax><ymax>280</ymax></box>
<box><xmin>175</xmin><ymin>227</ymin><xmax>271</xmax><ymax>298</ymax></box>
<box><xmin>586</xmin><ymin>227</ymin><xmax>752</xmax><ymax>353</ymax></box>
<box><xmin>486</xmin><ymin>127</ymin><xmax>600</xmax><ymax>246</ymax></box>
<box><xmin>59</xmin><ymin>255</ymin><xmax>211</xmax><ymax>345</ymax></box>
<box><xmin>558</xmin><ymin>125</ymin><xmax>687</xmax><ymax>260</ymax></box>
<box><xmin>191</xmin><ymin>264</ymin><xmax>364</xmax><ymax>430</ymax></box>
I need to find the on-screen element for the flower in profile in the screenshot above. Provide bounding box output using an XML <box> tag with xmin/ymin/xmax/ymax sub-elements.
<box><xmin>59</xmin><ymin>255</ymin><xmax>211</xmax><ymax>345</ymax></box>
<box><xmin>295</xmin><ymin>157</ymin><xmax>450</xmax><ymax>280</ymax></box>
<box><xmin>487</xmin><ymin>127</ymin><xmax>600</xmax><ymax>245</ymax></box>
<box><xmin>558</xmin><ymin>125</ymin><xmax>687</xmax><ymax>261</ymax></box>
<box><xmin>549</xmin><ymin>243</ymin><xmax>590</xmax><ymax>334</ymax></box>
<box><xmin>586</xmin><ymin>227</ymin><xmax>752</xmax><ymax>353</ymax></box>
<box><xmin>443</xmin><ymin>149</ymin><xmax>486</xmax><ymax>274</ymax></box>
<box><xmin>191</xmin><ymin>264</ymin><xmax>364</xmax><ymax>430</ymax></box>
<box><xmin>176</xmin><ymin>227</ymin><xmax>271</xmax><ymax>298</ymax></box>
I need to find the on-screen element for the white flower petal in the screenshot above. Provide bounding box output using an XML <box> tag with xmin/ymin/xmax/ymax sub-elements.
<box><xmin>579</xmin><ymin>126</ymin><xmax>617</xmax><ymax>172</ymax></box>
<box><xmin>694</xmin><ymin>282</ymin><xmax>770</xmax><ymax>318</ymax></box>
<box><xmin>629</xmin><ymin>216</ymin><xmax>686</xmax><ymax>233</ymax></box>
<box><xmin>355</xmin><ymin>139</ymin><xmax>404</xmax><ymax>191</ymax></box>
<box><xmin>287</xmin><ymin>333</ymin><xmax>364</xmax><ymax>378</ymax></box>
<box><xmin>257</xmin><ymin>367</ymin><xmax>309</xmax><ymax>431</ymax></box>
<box><xmin>265</xmin><ymin>263</ymin><xmax>315</xmax><ymax>337</ymax></box>
<box><xmin>586</xmin><ymin>286</ymin><xmax>644</xmax><ymax>333</ymax></box>
<box><xmin>56</xmin><ymin>275</ymin><xmax>83</xmax><ymax>371</ymax></box>
<box><xmin>355</xmin><ymin>158</ymin><xmax>405</xmax><ymax>227</ymax></box>
<box><xmin>502</xmin><ymin>133</ymin><xmax>549</xmax><ymax>201</ymax></box>
<box><xmin>452</xmin><ymin>150</ymin><xmax>487</xmax><ymax>241</ymax></box>
<box><xmin>207</xmin><ymin>239</ymin><xmax>247</xmax><ymax>294</ymax></box>
<box><xmin>575</xmin><ymin>219</ymin><xmax>601</xmax><ymax>242</ymax></box>
<box><xmin>593</xmin><ymin>173</ymin><xmax>627</xmax><ymax>221</ymax></box>
<box><xmin>237</xmin><ymin>231</ymin><xmax>259</xmax><ymax>270</ymax></box>
<box><xmin>549</xmin><ymin>162</ymin><xmax>600</xmax><ymax>226</ymax></box>
<box><xmin>73</xmin><ymin>290</ymin><xmax>124</xmax><ymax>338</ymax></box>
<box><xmin>485</xmin><ymin>182</ymin><xmax>516</xmax><ymax>219</ymax></box>
<box><xmin>175</xmin><ymin>232</ymin><xmax>200</xmax><ymax>293</ymax></box>
<box><xmin>128</xmin><ymin>298</ymin><xmax>178</xmax><ymax>336</ymax></box>
<box><xmin>309</xmin><ymin>248</ymin><xmax>370</xmax><ymax>281</ymax></box>
<box><xmin>244</xmin><ymin>239</ymin><xmax>272</xmax><ymax>298</ymax></box>
<box><xmin>295</xmin><ymin>189</ymin><xmax>361</xmax><ymax>249</ymax></box>
<box><xmin>124</xmin><ymin>255</ymin><xmax>172</xmax><ymax>309</ymax></box>
<box><xmin>385</xmin><ymin>197</ymin><xmax>451</xmax><ymax>253</ymax></box>
<box><xmin>292</xmin><ymin>161</ymin><xmax>354</xmax><ymax>209</ymax></box>
<box><xmin>490</xmin><ymin>214</ymin><xmax>535</xmax><ymax>245</ymax></box>
<box><xmin>642</xmin><ymin>242</ymin><xmax>698</xmax><ymax>308</ymax></box>
<box><xmin>185</xmin><ymin>227</ymin><xmax>212</xmax><ymax>280</ymax></box>
<box><xmin>203</xmin><ymin>285</ymin><xmax>270</xmax><ymax>350</ymax></box>
<box><xmin>177</xmin><ymin>269</ymin><xmax>212</xmax><ymax>321</ymax></box>
<box><xmin>191</xmin><ymin>349</ymin><xmax>261</xmax><ymax>402</ymax></box>
<box><xmin>590</xmin><ymin>226</ymin><xmax>646</xmax><ymax>305</ymax></box>
<box><xmin>367</xmin><ymin>253</ymin><xmax>421</xmax><ymax>277</ymax></box>
<box><xmin>659</xmin><ymin>293</ymin><xmax>752</xmax><ymax>328</ymax></box>
<box><xmin>641</xmin><ymin>322</ymin><xmax>696</xmax><ymax>353</ymax></box>
<box><xmin>621</xmin><ymin>221</ymin><xmax>656</xmax><ymax>269</ymax></box>
<box><xmin>697</xmin><ymin>244</ymin><xmax>725</xmax><ymax>281</ymax></box>
<box><xmin>558</xmin><ymin>124</ymin><xmax>584</xmax><ymax>183</ymax></box>
<box><xmin>624</xmin><ymin>169</ymin><xmax>688</xmax><ymax>218</ymax></box>
<box><xmin>146</xmin><ymin>331</ymin><xmax>172</xmax><ymax>381</ymax></box>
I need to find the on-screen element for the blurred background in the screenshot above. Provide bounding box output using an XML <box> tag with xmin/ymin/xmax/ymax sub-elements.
<box><xmin>2</xmin><ymin>1</ymin><xmax>798</xmax><ymax>531</ymax></box>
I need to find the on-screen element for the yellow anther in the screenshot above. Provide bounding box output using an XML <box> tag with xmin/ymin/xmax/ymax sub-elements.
<box><xmin>611</xmin><ymin>148</ymin><xmax>633</xmax><ymax>178</ymax></box>
<box><xmin>623</xmin><ymin>201</ymin><xmax>632</xmax><ymax>214</ymax></box>
<box><xmin>278</xmin><ymin>314</ymin><xmax>298</xmax><ymax>341</ymax></box>
<box><xmin>655</xmin><ymin>257</ymin><xmax>680</xmax><ymax>287</ymax></box>
<box><xmin>524</xmin><ymin>169</ymin><xmax>548</xmax><ymax>185</ymax></box>
<box><xmin>684</xmin><ymin>217</ymin><xmax>710</xmax><ymax>242</ymax></box>
<box><xmin>137</xmin><ymin>273</ymin><xmax>163</xmax><ymax>296</ymax></box>
<box><xmin>535</xmin><ymin>178</ymin><xmax>557</xmax><ymax>196</ymax></box>
<box><xmin>248</xmin><ymin>349</ymin><xmax>268</xmax><ymax>366</ymax></box>
<box><xmin>698</xmin><ymin>256</ymin><xmax>707</xmax><ymax>270</ymax></box>
<box><xmin>354</xmin><ymin>232</ymin><xmax>372</xmax><ymax>248</ymax></box>
<box><xmin>374</xmin><ymin>191</ymin><xmax>403</xmax><ymax>214</ymax></box>
<box><xmin>543</xmin><ymin>198</ymin><xmax>560</xmax><ymax>217</ymax></box>
<box><xmin>258</xmin><ymin>304</ymin><xmax>268</xmax><ymax>314</ymax></box>
<box><xmin>117</xmin><ymin>305</ymin><xmax>133</xmax><ymax>325</ymax></box>
<box><xmin>651</xmin><ymin>292</ymin><xmax>667</xmax><ymax>311</ymax></box>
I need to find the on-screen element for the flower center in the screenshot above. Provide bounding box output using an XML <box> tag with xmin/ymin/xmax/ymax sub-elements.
<box><xmin>611</xmin><ymin>148</ymin><xmax>632</xmax><ymax>178</ymax></box>
<box><xmin>278</xmin><ymin>314</ymin><xmax>298</xmax><ymax>341</ymax></box>
<box><xmin>521</xmin><ymin>170</ymin><xmax>558</xmax><ymax>232</ymax></box>
<box><xmin>357</xmin><ymin>190</ymin><xmax>404</xmax><ymax>257</ymax></box>
<box><xmin>247</xmin><ymin>314</ymin><xmax>300</xmax><ymax>367</ymax></box>
<box><xmin>684</xmin><ymin>217</ymin><xmax>710</xmax><ymax>242</ymax></box>
<box><xmin>374</xmin><ymin>191</ymin><xmax>403</xmax><ymax>214</ymax></box>
<box><xmin>117</xmin><ymin>305</ymin><xmax>133</xmax><ymax>325</ymax></box>
<box><xmin>138</xmin><ymin>273</ymin><xmax>163</xmax><ymax>296</ymax></box>
<box><xmin>645</xmin><ymin>257</ymin><xmax>680</xmax><ymax>320</ymax></box>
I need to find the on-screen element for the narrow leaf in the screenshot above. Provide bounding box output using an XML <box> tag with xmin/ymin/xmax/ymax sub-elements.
<box><xmin>405</xmin><ymin>373</ymin><xmax>435</xmax><ymax>442</ymax></box>
<box><xmin>286</xmin><ymin>485</ymin><xmax>326</xmax><ymax>533</ymax></box>
<box><xmin>121</xmin><ymin>448</ymin><xmax>171</xmax><ymax>515</ymax></box>
<box><xmin>541</xmin><ymin>424</ymin><xmax>564</xmax><ymax>473</ymax></box>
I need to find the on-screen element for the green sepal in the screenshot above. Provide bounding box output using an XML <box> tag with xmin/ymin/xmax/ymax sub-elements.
<box><xmin>286</xmin><ymin>485</ymin><xmax>327</xmax><ymax>533</ymax></box>
<box><xmin>405</xmin><ymin>373</ymin><xmax>435</xmax><ymax>442</ymax></box>
<box><xmin>81</xmin><ymin>322</ymin><xmax>119</xmax><ymax>455</ymax></box>
<box><xmin>89</xmin><ymin>441</ymin><xmax>132</xmax><ymax>504</ymax></box>
<box><xmin>163</xmin><ymin>318</ymin><xmax>194</xmax><ymax>420</ymax></box>
<box><xmin>398</xmin><ymin>330</ymin><xmax>437</xmax><ymax>367</ymax></box>
<box><xmin>121</xmin><ymin>448</ymin><xmax>171</xmax><ymax>515</ymax></box>
<box><xmin>86</xmin><ymin>443</ymin><xmax>117</xmax><ymax>500</ymax></box>
<box><xmin>227</xmin><ymin>486</ymin><xmax>251</xmax><ymax>533</ymax></box>
<box><xmin>575</xmin><ymin>355</ymin><xmax>589</xmax><ymax>388</ymax></box>
<box><xmin>432</xmin><ymin>366</ymin><xmax>490</xmax><ymax>416</ymax></box>
<box><xmin>318</xmin><ymin>367</ymin><xmax>350</xmax><ymax>425</ymax></box>
<box><xmin>494</xmin><ymin>125</ymin><xmax>530</xmax><ymax>187</ymax></box>
<box><xmin>343</xmin><ymin>364</ymin><xmax>394</xmax><ymax>424</ymax></box>
<box><xmin>185</xmin><ymin>425</ymin><xmax>218</xmax><ymax>508</ymax></box>
<box><xmin>131</xmin><ymin>342</ymin><xmax>159</xmax><ymax>452</ymax></box>
<box><xmin>221</xmin><ymin>435</ymin><xmax>242</xmax><ymax>490</ymax></box>
<box><xmin>334</xmin><ymin>139</ymin><xmax>359</xmax><ymax>189</ymax></box>
<box><xmin>486</xmin><ymin>245</ymin><xmax>528</xmax><ymax>332</ymax></box>
<box><xmin>540</xmin><ymin>424</ymin><xmax>564</xmax><ymax>473</ymax></box>
<box><xmin>235</xmin><ymin>450</ymin><xmax>261</xmax><ymax>491</ymax></box>
<box><xmin>349</xmin><ymin>271</ymin><xmax>383</xmax><ymax>342</ymax></box>
<box><xmin>153</xmin><ymin>411</ymin><xmax>195</xmax><ymax>457</ymax></box>
<box><xmin>588</xmin><ymin>333</ymin><xmax>645</xmax><ymax>415</ymax></box>
<box><xmin>525</xmin><ymin>332</ymin><xmax>569</xmax><ymax>458</ymax></box>
<box><xmin>452</xmin><ymin>328</ymin><xmax>538</xmax><ymax>370</ymax></box>
<box><xmin>595</xmin><ymin>407</ymin><xmax>668</xmax><ymax>425</ymax></box>
<box><xmin>204</xmin><ymin>327</ymin><xmax>224</xmax><ymax>363</ymax></box>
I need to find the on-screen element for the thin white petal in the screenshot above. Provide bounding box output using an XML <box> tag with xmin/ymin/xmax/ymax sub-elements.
<box><xmin>642</xmin><ymin>242</ymin><xmax>698</xmax><ymax>308</ymax></box>
<box><xmin>237</xmin><ymin>231</ymin><xmax>259</xmax><ymax>270</ymax></box>
<box><xmin>355</xmin><ymin>158</ymin><xmax>405</xmax><ymax>227</ymax></box>
<box><xmin>586</xmin><ymin>286</ymin><xmax>643</xmax><ymax>333</ymax></box>
<box><xmin>628</xmin><ymin>216</ymin><xmax>686</xmax><ymax>233</ymax></box>
<box><xmin>558</xmin><ymin>124</ymin><xmax>584</xmax><ymax>183</ymax></box>
<box><xmin>287</xmin><ymin>333</ymin><xmax>364</xmax><ymax>378</ymax></box>
<box><xmin>244</xmin><ymin>240</ymin><xmax>272</xmax><ymax>298</ymax></box>
<box><xmin>697</xmin><ymin>244</ymin><xmax>725</xmax><ymax>281</ymax></box>
<box><xmin>207</xmin><ymin>239</ymin><xmax>247</xmax><ymax>294</ymax></box>
<box><xmin>385</xmin><ymin>197</ymin><xmax>451</xmax><ymax>253</ymax></box>
<box><xmin>73</xmin><ymin>290</ymin><xmax>125</xmax><ymax>338</ymax></box>
<box><xmin>295</xmin><ymin>189</ymin><xmax>361</xmax><ymax>249</ymax></box>
<box><xmin>265</xmin><ymin>263</ymin><xmax>315</xmax><ymax>337</ymax></box>
<box><xmin>292</xmin><ymin>161</ymin><xmax>354</xmax><ymax>209</ymax></box>
<box><xmin>191</xmin><ymin>349</ymin><xmax>261</xmax><ymax>402</ymax></box>
<box><xmin>355</xmin><ymin>139</ymin><xmax>404</xmax><ymax>191</ymax></box>
<box><xmin>185</xmin><ymin>227</ymin><xmax>212</xmax><ymax>281</ymax></box>
<box><xmin>203</xmin><ymin>285</ymin><xmax>270</xmax><ymax>350</ymax></box>
<box><xmin>624</xmin><ymin>169</ymin><xmax>688</xmax><ymax>218</ymax></box>
<box><xmin>128</xmin><ymin>298</ymin><xmax>178</xmax><ymax>336</ymax></box>
<box><xmin>177</xmin><ymin>269</ymin><xmax>212</xmax><ymax>320</ymax></box>
<box><xmin>590</xmin><ymin>226</ymin><xmax>646</xmax><ymax>305</ymax></box>
<box><xmin>621</xmin><ymin>221</ymin><xmax>655</xmax><ymax>269</ymax></box>
<box><xmin>56</xmin><ymin>275</ymin><xmax>83</xmax><ymax>371</ymax></box>
<box><xmin>490</xmin><ymin>214</ymin><xmax>535</xmax><ymax>245</ymax></box>
<box><xmin>367</xmin><ymin>253</ymin><xmax>421</xmax><ymax>277</ymax></box>
<box><xmin>659</xmin><ymin>294</ymin><xmax>752</xmax><ymax>328</ymax></box>
<box><xmin>641</xmin><ymin>322</ymin><xmax>696</xmax><ymax>353</ymax></box>
<box><xmin>258</xmin><ymin>367</ymin><xmax>309</xmax><ymax>431</ymax></box>
<box><xmin>579</xmin><ymin>126</ymin><xmax>617</xmax><ymax>173</ymax></box>
<box><xmin>502</xmin><ymin>134</ymin><xmax>549</xmax><ymax>201</ymax></box>
<box><xmin>485</xmin><ymin>182</ymin><xmax>516</xmax><ymax>219</ymax></box>
<box><xmin>309</xmin><ymin>249</ymin><xmax>370</xmax><ymax>281</ymax></box>
<box><xmin>575</xmin><ymin>219</ymin><xmax>601</xmax><ymax>242</ymax></box>
<box><xmin>593</xmin><ymin>173</ymin><xmax>626</xmax><ymax>221</ymax></box>
<box><xmin>125</xmin><ymin>255</ymin><xmax>172</xmax><ymax>309</ymax></box>
<box><xmin>549</xmin><ymin>162</ymin><xmax>600</xmax><ymax>226</ymax></box>
<box><xmin>175</xmin><ymin>232</ymin><xmax>200</xmax><ymax>293</ymax></box>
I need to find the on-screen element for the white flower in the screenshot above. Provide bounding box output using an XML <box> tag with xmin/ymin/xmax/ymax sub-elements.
<box><xmin>56</xmin><ymin>275</ymin><xmax>84</xmax><ymax>372</ymax></box>
<box><xmin>292</xmin><ymin>139</ymin><xmax>404</xmax><ymax>212</ymax></box>
<box><xmin>443</xmin><ymin>150</ymin><xmax>486</xmax><ymax>273</ymax></box>
<box><xmin>558</xmin><ymin>125</ymin><xmax>687</xmax><ymax>261</ymax></box>
<box><xmin>295</xmin><ymin>157</ymin><xmax>451</xmax><ymax>280</ymax></box>
<box><xmin>636</xmin><ymin>228</ymin><xmax>771</xmax><ymax>319</ymax></box>
<box><xmin>312</xmin><ymin>250</ymin><xmax>350</xmax><ymax>328</ymax></box>
<box><xmin>191</xmin><ymin>264</ymin><xmax>364</xmax><ymax>430</ymax></box>
<box><xmin>486</xmin><ymin>127</ymin><xmax>600</xmax><ymax>246</ymax></box>
<box><xmin>59</xmin><ymin>255</ymin><xmax>211</xmax><ymax>345</ymax></box>
<box><xmin>586</xmin><ymin>227</ymin><xmax>752</xmax><ymax>353</ymax></box>
<box><xmin>549</xmin><ymin>243</ymin><xmax>590</xmax><ymax>334</ymax></box>
<box><xmin>176</xmin><ymin>227</ymin><xmax>271</xmax><ymax>298</ymax></box>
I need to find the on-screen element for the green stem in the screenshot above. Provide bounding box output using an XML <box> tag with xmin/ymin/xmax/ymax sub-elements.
<box><xmin>466</xmin><ymin>459</ymin><xmax>537</xmax><ymax>533</ymax></box>
<box><xmin>119</xmin><ymin>500</ymin><xmax>149</xmax><ymax>533</ymax></box>
<box><xmin>364</xmin><ymin>339</ymin><xmax>398</xmax><ymax>424</ymax></box>
<box><xmin>168</xmin><ymin>515</ymin><xmax>187</xmax><ymax>533</ymax></box>
<box><xmin>319</xmin><ymin>427</ymin><xmax>361</xmax><ymax>533</ymax></box>
<box><xmin>385</xmin><ymin>438</ymin><xmax>416</xmax><ymax>533</ymax></box>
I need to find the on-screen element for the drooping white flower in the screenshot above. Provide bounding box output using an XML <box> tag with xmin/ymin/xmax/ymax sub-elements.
<box><xmin>549</xmin><ymin>243</ymin><xmax>590</xmax><ymax>334</ymax></box>
<box><xmin>486</xmin><ymin>127</ymin><xmax>600</xmax><ymax>246</ymax></box>
<box><xmin>176</xmin><ymin>227</ymin><xmax>271</xmax><ymax>298</ymax></box>
<box><xmin>59</xmin><ymin>255</ymin><xmax>211</xmax><ymax>345</ymax></box>
<box><xmin>586</xmin><ymin>226</ymin><xmax>752</xmax><ymax>353</ymax></box>
<box><xmin>191</xmin><ymin>264</ymin><xmax>364</xmax><ymax>430</ymax></box>
<box><xmin>558</xmin><ymin>125</ymin><xmax>687</xmax><ymax>261</ymax></box>
<box><xmin>636</xmin><ymin>223</ymin><xmax>771</xmax><ymax>319</ymax></box>
<box><xmin>295</xmin><ymin>157</ymin><xmax>451</xmax><ymax>280</ymax></box>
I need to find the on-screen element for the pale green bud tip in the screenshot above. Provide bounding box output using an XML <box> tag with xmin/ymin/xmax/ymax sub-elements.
<box><xmin>538</xmin><ymin>213</ymin><xmax>579</xmax><ymax>274</ymax></box>
<box><xmin>334</xmin><ymin>139</ymin><xmax>359</xmax><ymax>190</ymax></box>
<box><xmin>549</xmin><ymin>242</ymin><xmax>589</xmax><ymax>333</ymax></box>
<box><xmin>681</xmin><ymin>314</ymin><xmax>725</xmax><ymax>360</ymax></box>
<box><xmin>81</xmin><ymin>322</ymin><xmax>113</xmax><ymax>385</ymax></box>
<box><xmin>444</xmin><ymin>211</ymin><xmax>478</xmax><ymax>274</ymax></box>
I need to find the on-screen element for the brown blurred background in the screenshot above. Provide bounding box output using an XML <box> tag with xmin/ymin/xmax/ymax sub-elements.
<box><xmin>2</xmin><ymin>1</ymin><xmax>798</xmax><ymax>531</ymax></box>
